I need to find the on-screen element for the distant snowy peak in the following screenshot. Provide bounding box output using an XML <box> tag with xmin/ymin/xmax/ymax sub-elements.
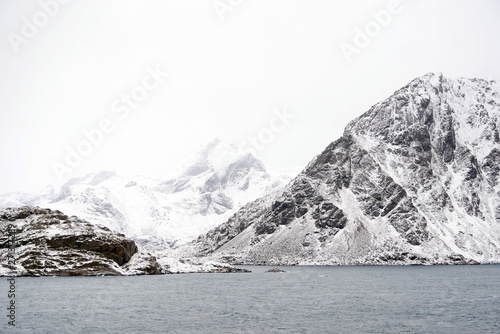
<box><xmin>158</xmin><ymin>153</ymin><xmax>267</xmax><ymax>195</ymax></box>
<box><xmin>191</xmin><ymin>73</ymin><xmax>500</xmax><ymax>265</ymax></box>
<box><xmin>54</xmin><ymin>171</ymin><xmax>124</xmax><ymax>201</ymax></box>
<box><xmin>0</xmin><ymin>186</ymin><xmax>55</xmax><ymax>209</ymax></box>
<box><xmin>155</xmin><ymin>139</ymin><xmax>286</xmax><ymax>219</ymax></box>
<box><xmin>156</xmin><ymin>138</ymin><xmax>275</xmax><ymax>201</ymax></box>
<box><xmin>177</xmin><ymin>138</ymin><xmax>265</xmax><ymax>178</ymax></box>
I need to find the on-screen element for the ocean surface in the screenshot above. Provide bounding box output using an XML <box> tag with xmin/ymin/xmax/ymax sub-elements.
<box><xmin>1</xmin><ymin>265</ymin><xmax>499</xmax><ymax>333</ymax></box>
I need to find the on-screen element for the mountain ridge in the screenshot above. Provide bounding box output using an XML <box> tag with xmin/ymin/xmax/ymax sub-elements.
<box><xmin>0</xmin><ymin>139</ymin><xmax>291</xmax><ymax>252</ymax></box>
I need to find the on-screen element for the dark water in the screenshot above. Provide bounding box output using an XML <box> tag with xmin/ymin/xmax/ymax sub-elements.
<box><xmin>1</xmin><ymin>265</ymin><xmax>499</xmax><ymax>333</ymax></box>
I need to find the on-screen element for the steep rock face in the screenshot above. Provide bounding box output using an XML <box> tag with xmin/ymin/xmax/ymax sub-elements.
<box><xmin>0</xmin><ymin>206</ymin><xmax>162</xmax><ymax>276</ymax></box>
<box><xmin>191</xmin><ymin>73</ymin><xmax>500</xmax><ymax>265</ymax></box>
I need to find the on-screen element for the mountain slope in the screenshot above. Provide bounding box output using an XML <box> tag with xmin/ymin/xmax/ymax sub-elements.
<box><xmin>190</xmin><ymin>73</ymin><xmax>500</xmax><ymax>265</ymax></box>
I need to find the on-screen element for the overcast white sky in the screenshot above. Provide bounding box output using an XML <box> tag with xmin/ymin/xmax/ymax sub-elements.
<box><xmin>1</xmin><ymin>0</ymin><xmax>499</xmax><ymax>193</ymax></box>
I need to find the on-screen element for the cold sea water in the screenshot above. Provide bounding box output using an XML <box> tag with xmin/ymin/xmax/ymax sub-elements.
<box><xmin>1</xmin><ymin>265</ymin><xmax>499</xmax><ymax>333</ymax></box>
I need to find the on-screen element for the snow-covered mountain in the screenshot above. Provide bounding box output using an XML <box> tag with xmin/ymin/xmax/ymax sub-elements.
<box><xmin>0</xmin><ymin>185</ymin><xmax>55</xmax><ymax>208</ymax></box>
<box><xmin>190</xmin><ymin>73</ymin><xmax>500</xmax><ymax>265</ymax></box>
<box><xmin>0</xmin><ymin>139</ymin><xmax>290</xmax><ymax>252</ymax></box>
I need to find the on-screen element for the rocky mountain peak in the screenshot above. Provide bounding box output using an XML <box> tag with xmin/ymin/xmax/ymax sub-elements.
<box><xmin>190</xmin><ymin>74</ymin><xmax>500</xmax><ymax>266</ymax></box>
<box><xmin>178</xmin><ymin>138</ymin><xmax>265</xmax><ymax>178</ymax></box>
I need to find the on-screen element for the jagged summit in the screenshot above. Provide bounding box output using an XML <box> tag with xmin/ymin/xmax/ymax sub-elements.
<box><xmin>190</xmin><ymin>74</ymin><xmax>500</xmax><ymax>265</ymax></box>
<box><xmin>155</xmin><ymin>139</ymin><xmax>280</xmax><ymax>221</ymax></box>
<box><xmin>172</xmin><ymin>138</ymin><xmax>265</xmax><ymax>179</ymax></box>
